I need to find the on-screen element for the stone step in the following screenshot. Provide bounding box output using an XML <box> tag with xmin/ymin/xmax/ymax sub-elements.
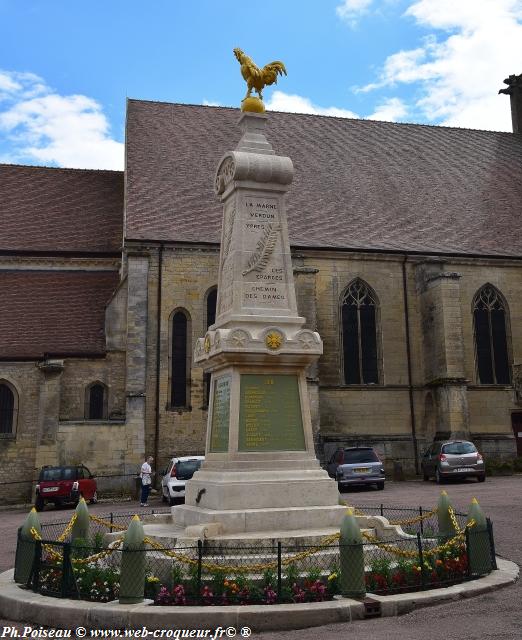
<box><xmin>137</xmin><ymin>523</ymin><xmax>375</xmax><ymax>548</ymax></box>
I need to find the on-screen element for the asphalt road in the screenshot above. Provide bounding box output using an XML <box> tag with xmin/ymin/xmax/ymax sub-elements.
<box><xmin>0</xmin><ymin>478</ymin><xmax>521</xmax><ymax>639</ymax></box>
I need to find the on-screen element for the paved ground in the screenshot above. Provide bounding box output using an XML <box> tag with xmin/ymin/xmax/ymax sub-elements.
<box><xmin>0</xmin><ymin>478</ymin><xmax>521</xmax><ymax>638</ymax></box>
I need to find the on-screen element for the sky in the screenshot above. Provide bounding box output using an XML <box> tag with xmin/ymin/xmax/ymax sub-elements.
<box><xmin>0</xmin><ymin>0</ymin><xmax>521</xmax><ymax>170</ymax></box>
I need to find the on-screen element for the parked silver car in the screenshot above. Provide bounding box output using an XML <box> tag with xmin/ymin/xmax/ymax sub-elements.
<box><xmin>326</xmin><ymin>447</ymin><xmax>385</xmax><ymax>490</ymax></box>
<box><xmin>421</xmin><ymin>440</ymin><xmax>485</xmax><ymax>484</ymax></box>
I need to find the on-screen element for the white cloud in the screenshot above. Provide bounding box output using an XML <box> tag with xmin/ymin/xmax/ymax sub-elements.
<box><xmin>336</xmin><ymin>0</ymin><xmax>374</xmax><ymax>26</ymax></box>
<box><xmin>367</xmin><ymin>97</ymin><xmax>408</xmax><ymax>121</ymax></box>
<box><xmin>360</xmin><ymin>0</ymin><xmax>522</xmax><ymax>130</ymax></box>
<box><xmin>203</xmin><ymin>99</ymin><xmax>222</xmax><ymax>107</ymax></box>
<box><xmin>266</xmin><ymin>90</ymin><xmax>359</xmax><ymax>118</ymax></box>
<box><xmin>0</xmin><ymin>70</ymin><xmax>123</xmax><ymax>169</ymax></box>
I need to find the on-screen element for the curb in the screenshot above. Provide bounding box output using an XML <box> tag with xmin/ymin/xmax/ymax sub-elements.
<box><xmin>0</xmin><ymin>559</ymin><xmax>518</xmax><ymax>632</ymax></box>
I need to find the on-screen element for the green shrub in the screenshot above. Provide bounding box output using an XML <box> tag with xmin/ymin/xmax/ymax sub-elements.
<box><xmin>513</xmin><ymin>457</ymin><xmax>522</xmax><ymax>473</ymax></box>
<box><xmin>485</xmin><ymin>458</ymin><xmax>514</xmax><ymax>476</ymax></box>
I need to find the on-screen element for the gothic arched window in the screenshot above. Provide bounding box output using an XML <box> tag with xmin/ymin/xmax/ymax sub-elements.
<box><xmin>86</xmin><ymin>382</ymin><xmax>107</xmax><ymax>420</ymax></box>
<box><xmin>341</xmin><ymin>279</ymin><xmax>379</xmax><ymax>385</ymax></box>
<box><xmin>0</xmin><ymin>382</ymin><xmax>16</xmax><ymax>435</ymax></box>
<box><xmin>171</xmin><ymin>309</ymin><xmax>191</xmax><ymax>407</ymax></box>
<box><xmin>206</xmin><ymin>287</ymin><xmax>217</xmax><ymax>329</ymax></box>
<box><xmin>473</xmin><ymin>285</ymin><xmax>511</xmax><ymax>385</ymax></box>
<box><xmin>204</xmin><ymin>288</ymin><xmax>217</xmax><ymax>407</ymax></box>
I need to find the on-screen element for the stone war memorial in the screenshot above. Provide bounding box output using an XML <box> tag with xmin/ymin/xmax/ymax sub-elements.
<box><xmin>174</xmin><ymin>50</ymin><xmax>345</xmax><ymax>535</ymax></box>
<box><xmin>0</xmin><ymin>50</ymin><xmax>519</xmax><ymax>633</ymax></box>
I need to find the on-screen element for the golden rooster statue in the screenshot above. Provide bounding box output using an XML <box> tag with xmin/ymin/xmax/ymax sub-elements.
<box><xmin>233</xmin><ymin>48</ymin><xmax>287</xmax><ymax>110</ymax></box>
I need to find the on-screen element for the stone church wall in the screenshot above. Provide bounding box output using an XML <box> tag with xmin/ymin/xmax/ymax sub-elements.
<box><xmin>59</xmin><ymin>352</ymin><xmax>126</xmax><ymax>420</ymax></box>
<box><xmin>0</xmin><ymin>363</ymin><xmax>42</xmax><ymax>504</ymax></box>
<box><xmin>146</xmin><ymin>246</ymin><xmax>220</xmax><ymax>475</ymax></box>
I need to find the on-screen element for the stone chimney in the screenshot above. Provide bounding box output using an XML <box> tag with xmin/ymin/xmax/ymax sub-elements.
<box><xmin>499</xmin><ymin>73</ymin><xmax>522</xmax><ymax>134</ymax></box>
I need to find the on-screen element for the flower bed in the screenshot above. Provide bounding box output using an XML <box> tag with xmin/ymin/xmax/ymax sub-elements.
<box><xmin>19</xmin><ymin>502</ymin><xmax>493</xmax><ymax>606</ymax></box>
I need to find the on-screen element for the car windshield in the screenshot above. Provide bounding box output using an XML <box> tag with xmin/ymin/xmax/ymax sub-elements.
<box><xmin>39</xmin><ymin>467</ymin><xmax>77</xmax><ymax>481</ymax></box>
<box><xmin>442</xmin><ymin>442</ymin><xmax>477</xmax><ymax>455</ymax></box>
<box><xmin>175</xmin><ymin>460</ymin><xmax>202</xmax><ymax>480</ymax></box>
<box><xmin>343</xmin><ymin>449</ymin><xmax>379</xmax><ymax>464</ymax></box>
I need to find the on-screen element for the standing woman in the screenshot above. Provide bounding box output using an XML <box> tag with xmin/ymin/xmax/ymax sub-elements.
<box><xmin>140</xmin><ymin>456</ymin><xmax>154</xmax><ymax>506</ymax></box>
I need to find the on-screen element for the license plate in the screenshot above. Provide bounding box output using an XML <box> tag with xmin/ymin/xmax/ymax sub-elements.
<box><xmin>42</xmin><ymin>487</ymin><xmax>59</xmax><ymax>492</ymax></box>
<box><xmin>455</xmin><ymin>468</ymin><xmax>470</xmax><ymax>472</ymax></box>
<box><xmin>353</xmin><ymin>468</ymin><xmax>370</xmax><ymax>473</ymax></box>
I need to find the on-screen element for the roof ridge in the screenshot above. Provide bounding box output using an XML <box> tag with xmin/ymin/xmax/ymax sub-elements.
<box><xmin>126</xmin><ymin>98</ymin><xmax>516</xmax><ymax>136</ymax></box>
<box><xmin>0</xmin><ymin>163</ymin><xmax>123</xmax><ymax>174</ymax></box>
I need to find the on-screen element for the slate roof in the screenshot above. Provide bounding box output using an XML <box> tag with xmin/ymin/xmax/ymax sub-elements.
<box><xmin>0</xmin><ymin>165</ymin><xmax>124</xmax><ymax>253</ymax></box>
<box><xmin>125</xmin><ymin>100</ymin><xmax>522</xmax><ymax>257</ymax></box>
<box><xmin>0</xmin><ymin>271</ymin><xmax>119</xmax><ymax>359</ymax></box>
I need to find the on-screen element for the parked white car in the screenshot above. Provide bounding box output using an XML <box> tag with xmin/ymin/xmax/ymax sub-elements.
<box><xmin>161</xmin><ymin>456</ymin><xmax>204</xmax><ymax>505</ymax></box>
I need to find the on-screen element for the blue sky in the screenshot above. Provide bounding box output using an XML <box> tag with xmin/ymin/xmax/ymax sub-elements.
<box><xmin>0</xmin><ymin>0</ymin><xmax>521</xmax><ymax>169</ymax></box>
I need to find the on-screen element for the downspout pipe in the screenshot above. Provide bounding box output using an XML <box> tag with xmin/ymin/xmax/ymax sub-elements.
<box><xmin>402</xmin><ymin>255</ymin><xmax>420</xmax><ymax>474</ymax></box>
<box><xmin>153</xmin><ymin>244</ymin><xmax>164</xmax><ymax>484</ymax></box>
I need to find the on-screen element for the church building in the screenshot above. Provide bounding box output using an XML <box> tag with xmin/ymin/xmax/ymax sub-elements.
<box><xmin>1</xmin><ymin>74</ymin><xmax>522</xmax><ymax>503</ymax></box>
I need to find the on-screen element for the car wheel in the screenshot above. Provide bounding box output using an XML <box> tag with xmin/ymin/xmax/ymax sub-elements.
<box><xmin>35</xmin><ymin>496</ymin><xmax>45</xmax><ymax>512</ymax></box>
<box><xmin>478</xmin><ymin>475</ymin><xmax>486</xmax><ymax>483</ymax></box>
<box><xmin>168</xmin><ymin>496</ymin><xmax>177</xmax><ymax>506</ymax></box>
<box><xmin>435</xmin><ymin>469</ymin><xmax>444</xmax><ymax>484</ymax></box>
<box><xmin>89</xmin><ymin>491</ymin><xmax>98</xmax><ymax>504</ymax></box>
<box><xmin>376</xmin><ymin>482</ymin><xmax>385</xmax><ymax>490</ymax></box>
<box><xmin>337</xmin><ymin>483</ymin><xmax>344</xmax><ymax>493</ymax></box>
<box><xmin>161</xmin><ymin>491</ymin><xmax>168</xmax><ymax>503</ymax></box>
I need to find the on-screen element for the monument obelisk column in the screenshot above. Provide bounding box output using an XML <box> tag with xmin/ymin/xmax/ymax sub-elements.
<box><xmin>174</xmin><ymin>51</ymin><xmax>345</xmax><ymax>534</ymax></box>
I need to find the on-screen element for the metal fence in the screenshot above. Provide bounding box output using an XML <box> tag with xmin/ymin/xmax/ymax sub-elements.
<box><xmin>38</xmin><ymin>508</ymin><xmax>171</xmax><ymax>541</ymax></box>
<box><xmin>15</xmin><ymin>507</ymin><xmax>497</xmax><ymax>606</ymax></box>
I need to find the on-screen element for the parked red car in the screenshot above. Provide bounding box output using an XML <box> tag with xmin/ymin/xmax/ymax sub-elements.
<box><xmin>35</xmin><ymin>465</ymin><xmax>97</xmax><ymax>511</ymax></box>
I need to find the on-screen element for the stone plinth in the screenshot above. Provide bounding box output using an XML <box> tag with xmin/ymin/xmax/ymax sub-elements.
<box><xmin>173</xmin><ymin>111</ymin><xmax>345</xmax><ymax>534</ymax></box>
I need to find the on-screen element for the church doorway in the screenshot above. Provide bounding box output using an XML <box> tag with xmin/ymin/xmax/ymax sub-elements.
<box><xmin>512</xmin><ymin>412</ymin><xmax>522</xmax><ymax>456</ymax></box>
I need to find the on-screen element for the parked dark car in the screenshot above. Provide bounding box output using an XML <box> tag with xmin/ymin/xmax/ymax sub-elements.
<box><xmin>35</xmin><ymin>465</ymin><xmax>97</xmax><ymax>511</ymax></box>
<box><xmin>421</xmin><ymin>440</ymin><xmax>485</xmax><ymax>484</ymax></box>
<box><xmin>326</xmin><ymin>447</ymin><xmax>385</xmax><ymax>490</ymax></box>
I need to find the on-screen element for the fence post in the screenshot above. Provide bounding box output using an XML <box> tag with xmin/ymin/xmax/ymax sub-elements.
<box><xmin>466</xmin><ymin>498</ymin><xmax>492</xmax><ymax>576</ymax></box>
<box><xmin>71</xmin><ymin>498</ymin><xmax>90</xmax><ymax>542</ymax></box>
<box><xmin>380</xmin><ymin>503</ymin><xmax>384</xmax><ymax>517</ymax></box>
<box><xmin>14</xmin><ymin>508</ymin><xmax>41</xmax><ymax>585</ymax></box>
<box><xmin>110</xmin><ymin>512</ymin><xmax>114</xmax><ymax>534</ymax></box>
<box><xmin>31</xmin><ymin>540</ymin><xmax>42</xmax><ymax>592</ymax></box>
<box><xmin>61</xmin><ymin>543</ymin><xmax>72</xmax><ymax>598</ymax></box>
<box><xmin>119</xmin><ymin>515</ymin><xmax>146</xmax><ymax>604</ymax></box>
<box><xmin>486</xmin><ymin>518</ymin><xmax>497</xmax><ymax>570</ymax></box>
<box><xmin>437</xmin><ymin>491</ymin><xmax>457</xmax><ymax>538</ymax></box>
<box><xmin>419</xmin><ymin>506</ymin><xmax>424</xmax><ymax>536</ymax></box>
<box><xmin>416</xmin><ymin>533</ymin><xmax>426</xmax><ymax>590</ymax></box>
<box><xmin>277</xmin><ymin>542</ymin><xmax>282</xmax><ymax>602</ymax></box>
<box><xmin>197</xmin><ymin>540</ymin><xmax>203</xmax><ymax>604</ymax></box>
<box><xmin>339</xmin><ymin>508</ymin><xmax>366</xmax><ymax>599</ymax></box>
<box><xmin>465</xmin><ymin>527</ymin><xmax>472</xmax><ymax>579</ymax></box>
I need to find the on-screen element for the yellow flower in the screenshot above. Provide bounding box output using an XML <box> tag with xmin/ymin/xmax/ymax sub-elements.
<box><xmin>413</xmin><ymin>566</ymin><xmax>422</xmax><ymax>572</ymax></box>
<box><xmin>147</xmin><ymin>576</ymin><xmax>160</xmax><ymax>583</ymax></box>
<box><xmin>328</xmin><ymin>572</ymin><xmax>338</xmax><ymax>581</ymax></box>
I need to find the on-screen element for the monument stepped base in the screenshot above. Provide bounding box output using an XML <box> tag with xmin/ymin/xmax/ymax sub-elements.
<box><xmin>171</xmin><ymin>503</ymin><xmax>348</xmax><ymax>534</ymax></box>
<box><xmin>141</xmin><ymin>522</ymin><xmax>375</xmax><ymax>548</ymax></box>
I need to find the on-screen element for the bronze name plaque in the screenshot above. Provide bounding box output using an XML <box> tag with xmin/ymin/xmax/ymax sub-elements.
<box><xmin>209</xmin><ymin>375</ymin><xmax>231</xmax><ymax>452</ymax></box>
<box><xmin>238</xmin><ymin>374</ymin><xmax>305</xmax><ymax>451</ymax></box>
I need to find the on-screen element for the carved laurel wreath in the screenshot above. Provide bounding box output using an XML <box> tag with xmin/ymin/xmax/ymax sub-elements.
<box><xmin>221</xmin><ymin>204</ymin><xmax>236</xmax><ymax>264</ymax></box>
<box><xmin>242</xmin><ymin>223</ymin><xmax>280</xmax><ymax>276</ymax></box>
